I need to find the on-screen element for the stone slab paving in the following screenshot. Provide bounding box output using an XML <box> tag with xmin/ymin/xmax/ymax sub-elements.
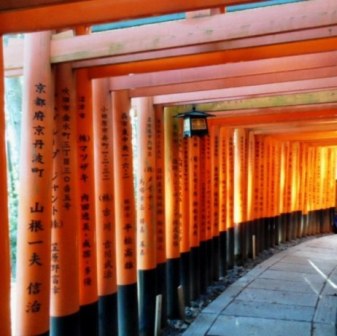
<box><xmin>183</xmin><ymin>235</ymin><xmax>337</xmax><ymax>336</ymax></box>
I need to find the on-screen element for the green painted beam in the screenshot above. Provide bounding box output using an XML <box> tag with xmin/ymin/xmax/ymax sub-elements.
<box><xmin>170</xmin><ymin>89</ymin><xmax>337</xmax><ymax>113</ymax></box>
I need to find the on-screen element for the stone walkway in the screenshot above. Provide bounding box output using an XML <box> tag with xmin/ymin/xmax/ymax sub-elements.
<box><xmin>183</xmin><ymin>235</ymin><xmax>337</xmax><ymax>336</ymax></box>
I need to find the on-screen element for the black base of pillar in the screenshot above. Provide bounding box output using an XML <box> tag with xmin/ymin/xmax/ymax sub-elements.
<box><xmin>98</xmin><ymin>293</ymin><xmax>118</xmax><ymax>336</ymax></box>
<box><xmin>206</xmin><ymin>239</ymin><xmax>213</xmax><ymax>285</ymax></box>
<box><xmin>117</xmin><ymin>283</ymin><xmax>139</xmax><ymax>336</ymax></box>
<box><xmin>199</xmin><ymin>241</ymin><xmax>208</xmax><ymax>294</ymax></box>
<box><xmin>51</xmin><ymin>311</ymin><xmax>80</xmax><ymax>336</ymax></box>
<box><xmin>211</xmin><ymin>236</ymin><xmax>219</xmax><ymax>280</ymax></box>
<box><xmin>139</xmin><ymin>268</ymin><xmax>157</xmax><ymax>336</ymax></box>
<box><xmin>79</xmin><ymin>301</ymin><xmax>99</xmax><ymax>336</ymax></box>
<box><xmin>156</xmin><ymin>261</ymin><xmax>167</xmax><ymax>327</ymax></box>
<box><xmin>227</xmin><ymin>228</ymin><xmax>234</xmax><ymax>269</ymax></box>
<box><xmin>166</xmin><ymin>257</ymin><xmax>180</xmax><ymax>319</ymax></box>
<box><xmin>180</xmin><ymin>251</ymin><xmax>191</xmax><ymax>305</ymax></box>
<box><xmin>190</xmin><ymin>246</ymin><xmax>201</xmax><ymax>301</ymax></box>
<box><xmin>219</xmin><ymin>231</ymin><xmax>227</xmax><ymax>278</ymax></box>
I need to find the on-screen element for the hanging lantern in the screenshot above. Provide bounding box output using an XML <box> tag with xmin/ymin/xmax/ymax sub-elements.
<box><xmin>176</xmin><ymin>106</ymin><xmax>214</xmax><ymax>137</ymax></box>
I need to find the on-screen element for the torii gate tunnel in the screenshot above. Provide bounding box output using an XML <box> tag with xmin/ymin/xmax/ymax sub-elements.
<box><xmin>0</xmin><ymin>1</ymin><xmax>337</xmax><ymax>335</ymax></box>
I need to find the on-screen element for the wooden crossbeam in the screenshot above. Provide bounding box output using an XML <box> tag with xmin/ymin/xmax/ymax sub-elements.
<box><xmin>0</xmin><ymin>0</ymin><xmax>265</xmax><ymax>33</ymax></box>
<box><xmin>4</xmin><ymin>0</ymin><xmax>337</xmax><ymax>75</ymax></box>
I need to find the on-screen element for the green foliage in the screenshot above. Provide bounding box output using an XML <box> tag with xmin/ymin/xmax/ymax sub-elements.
<box><xmin>5</xmin><ymin>76</ymin><xmax>22</xmax><ymax>279</ymax></box>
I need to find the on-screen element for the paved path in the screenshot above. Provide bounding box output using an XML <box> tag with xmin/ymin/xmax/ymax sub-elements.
<box><xmin>183</xmin><ymin>235</ymin><xmax>337</xmax><ymax>336</ymax></box>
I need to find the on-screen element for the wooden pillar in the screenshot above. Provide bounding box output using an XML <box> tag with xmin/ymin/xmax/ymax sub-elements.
<box><xmin>154</xmin><ymin>106</ymin><xmax>167</xmax><ymax>324</ymax></box>
<box><xmin>233</xmin><ymin>128</ymin><xmax>247</xmax><ymax>264</ymax></box>
<box><xmin>164</xmin><ymin>107</ymin><xmax>180</xmax><ymax>318</ymax></box>
<box><xmin>134</xmin><ymin>97</ymin><xmax>157</xmax><ymax>336</ymax></box>
<box><xmin>15</xmin><ymin>31</ymin><xmax>53</xmax><ymax>336</ymax></box>
<box><xmin>188</xmin><ymin>136</ymin><xmax>201</xmax><ymax>300</ymax></box>
<box><xmin>204</xmin><ymin>135</ymin><xmax>213</xmax><ymax>284</ymax></box>
<box><xmin>199</xmin><ymin>136</ymin><xmax>208</xmax><ymax>293</ymax></box>
<box><xmin>92</xmin><ymin>78</ymin><xmax>117</xmax><ymax>336</ymax></box>
<box><xmin>76</xmin><ymin>69</ymin><xmax>98</xmax><ymax>335</ymax></box>
<box><xmin>179</xmin><ymin>132</ymin><xmax>191</xmax><ymax>304</ymax></box>
<box><xmin>112</xmin><ymin>90</ymin><xmax>138</xmax><ymax>335</ymax></box>
<box><xmin>0</xmin><ymin>34</ymin><xmax>11</xmax><ymax>336</ymax></box>
<box><xmin>210</xmin><ymin>126</ymin><xmax>220</xmax><ymax>279</ymax></box>
<box><xmin>218</xmin><ymin>127</ymin><xmax>228</xmax><ymax>277</ymax></box>
<box><xmin>51</xmin><ymin>63</ymin><xmax>80</xmax><ymax>335</ymax></box>
<box><xmin>226</xmin><ymin>129</ymin><xmax>235</xmax><ymax>268</ymax></box>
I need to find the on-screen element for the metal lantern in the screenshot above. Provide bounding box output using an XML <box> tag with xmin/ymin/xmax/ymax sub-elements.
<box><xmin>176</xmin><ymin>106</ymin><xmax>213</xmax><ymax>137</ymax></box>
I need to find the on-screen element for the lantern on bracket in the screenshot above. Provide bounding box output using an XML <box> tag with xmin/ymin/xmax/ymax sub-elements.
<box><xmin>176</xmin><ymin>106</ymin><xmax>214</xmax><ymax>137</ymax></box>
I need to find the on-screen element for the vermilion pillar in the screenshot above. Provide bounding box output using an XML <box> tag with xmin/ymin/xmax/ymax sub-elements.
<box><xmin>179</xmin><ymin>131</ymin><xmax>191</xmax><ymax>304</ymax></box>
<box><xmin>188</xmin><ymin>136</ymin><xmax>201</xmax><ymax>300</ymax></box>
<box><xmin>219</xmin><ymin>127</ymin><xmax>228</xmax><ymax>277</ymax></box>
<box><xmin>204</xmin><ymin>135</ymin><xmax>213</xmax><ymax>284</ymax></box>
<box><xmin>0</xmin><ymin>35</ymin><xmax>11</xmax><ymax>336</ymax></box>
<box><xmin>164</xmin><ymin>107</ymin><xmax>180</xmax><ymax>318</ymax></box>
<box><xmin>51</xmin><ymin>63</ymin><xmax>80</xmax><ymax>335</ymax></box>
<box><xmin>112</xmin><ymin>90</ymin><xmax>138</xmax><ymax>335</ymax></box>
<box><xmin>154</xmin><ymin>106</ymin><xmax>167</xmax><ymax>324</ymax></box>
<box><xmin>233</xmin><ymin>128</ymin><xmax>247</xmax><ymax>264</ymax></box>
<box><xmin>76</xmin><ymin>69</ymin><xmax>98</xmax><ymax>335</ymax></box>
<box><xmin>15</xmin><ymin>32</ymin><xmax>53</xmax><ymax>336</ymax></box>
<box><xmin>210</xmin><ymin>126</ymin><xmax>220</xmax><ymax>279</ymax></box>
<box><xmin>226</xmin><ymin>129</ymin><xmax>235</xmax><ymax>268</ymax></box>
<box><xmin>199</xmin><ymin>136</ymin><xmax>208</xmax><ymax>293</ymax></box>
<box><xmin>92</xmin><ymin>78</ymin><xmax>117</xmax><ymax>336</ymax></box>
<box><xmin>134</xmin><ymin>97</ymin><xmax>157</xmax><ymax>336</ymax></box>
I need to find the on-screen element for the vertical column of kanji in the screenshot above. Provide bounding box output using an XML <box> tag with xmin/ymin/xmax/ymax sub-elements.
<box><xmin>218</xmin><ymin>127</ymin><xmax>227</xmax><ymax>277</ymax></box>
<box><xmin>307</xmin><ymin>147</ymin><xmax>315</xmax><ymax>235</ymax></box>
<box><xmin>154</xmin><ymin>106</ymin><xmax>167</xmax><ymax>324</ymax></box>
<box><xmin>273</xmin><ymin>141</ymin><xmax>281</xmax><ymax>245</ymax></box>
<box><xmin>246</xmin><ymin>131</ymin><xmax>255</xmax><ymax>256</ymax></box>
<box><xmin>252</xmin><ymin>135</ymin><xmax>261</xmax><ymax>252</ymax></box>
<box><xmin>112</xmin><ymin>90</ymin><xmax>138</xmax><ymax>335</ymax></box>
<box><xmin>265</xmin><ymin>137</ymin><xmax>275</xmax><ymax>248</ymax></box>
<box><xmin>210</xmin><ymin>126</ymin><xmax>220</xmax><ymax>279</ymax></box>
<box><xmin>164</xmin><ymin>107</ymin><xmax>180</xmax><ymax>319</ymax></box>
<box><xmin>318</xmin><ymin>147</ymin><xmax>325</xmax><ymax>233</ymax></box>
<box><xmin>283</xmin><ymin>141</ymin><xmax>290</xmax><ymax>241</ymax></box>
<box><xmin>260</xmin><ymin>136</ymin><xmax>268</xmax><ymax>251</ymax></box>
<box><xmin>92</xmin><ymin>78</ymin><xmax>117</xmax><ymax>336</ymax></box>
<box><xmin>264</xmin><ymin>138</ymin><xmax>272</xmax><ymax>249</ymax></box>
<box><xmin>15</xmin><ymin>32</ymin><xmax>53</xmax><ymax>336</ymax></box>
<box><xmin>289</xmin><ymin>142</ymin><xmax>295</xmax><ymax>240</ymax></box>
<box><xmin>291</xmin><ymin>143</ymin><xmax>299</xmax><ymax>239</ymax></box>
<box><xmin>0</xmin><ymin>35</ymin><xmax>11</xmax><ymax>336</ymax></box>
<box><xmin>199</xmin><ymin>136</ymin><xmax>208</xmax><ymax>293</ymax></box>
<box><xmin>204</xmin><ymin>134</ymin><xmax>213</xmax><ymax>285</ymax></box>
<box><xmin>324</xmin><ymin>149</ymin><xmax>331</xmax><ymax>232</ymax></box>
<box><xmin>133</xmin><ymin>97</ymin><xmax>157</xmax><ymax>336</ymax></box>
<box><xmin>226</xmin><ymin>129</ymin><xmax>235</xmax><ymax>267</ymax></box>
<box><xmin>233</xmin><ymin>128</ymin><xmax>247</xmax><ymax>264</ymax></box>
<box><xmin>301</xmin><ymin>145</ymin><xmax>309</xmax><ymax>236</ymax></box>
<box><xmin>50</xmin><ymin>63</ymin><xmax>80</xmax><ymax>336</ymax></box>
<box><xmin>297</xmin><ymin>144</ymin><xmax>305</xmax><ymax>237</ymax></box>
<box><xmin>258</xmin><ymin>136</ymin><xmax>267</xmax><ymax>251</ymax></box>
<box><xmin>328</xmin><ymin>148</ymin><xmax>336</xmax><ymax>231</ymax></box>
<box><xmin>279</xmin><ymin>142</ymin><xmax>286</xmax><ymax>242</ymax></box>
<box><xmin>76</xmin><ymin>69</ymin><xmax>98</xmax><ymax>335</ymax></box>
<box><xmin>189</xmin><ymin>136</ymin><xmax>201</xmax><ymax>300</ymax></box>
<box><xmin>179</xmin><ymin>131</ymin><xmax>190</xmax><ymax>305</ymax></box>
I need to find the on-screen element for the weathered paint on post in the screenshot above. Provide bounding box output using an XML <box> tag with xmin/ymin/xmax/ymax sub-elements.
<box><xmin>134</xmin><ymin>97</ymin><xmax>157</xmax><ymax>336</ymax></box>
<box><xmin>76</xmin><ymin>68</ymin><xmax>99</xmax><ymax>335</ymax></box>
<box><xmin>0</xmin><ymin>34</ymin><xmax>11</xmax><ymax>336</ymax></box>
<box><xmin>51</xmin><ymin>63</ymin><xmax>80</xmax><ymax>336</ymax></box>
<box><xmin>112</xmin><ymin>90</ymin><xmax>139</xmax><ymax>335</ymax></box>
<box><xmin>92</xmin><ymin>78</ymin><xmax>117</xmax><ymax>336</ymax></box>
<box><xmin>15</xmin><ymin>31</ymin><xmax>53</xmax><ymax>336</ymax></box>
